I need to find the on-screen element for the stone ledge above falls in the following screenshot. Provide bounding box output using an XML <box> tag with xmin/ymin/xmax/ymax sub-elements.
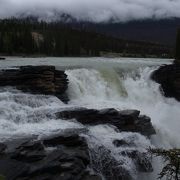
<box><xmin>56</xmin><ymin>108</ymin><xmax>156</xmax><ymax>137</ymax></box>
<box><xmin>0</xmin><ymin>65</ymin><xmax>69</xmax><ymax>103</ymax></box>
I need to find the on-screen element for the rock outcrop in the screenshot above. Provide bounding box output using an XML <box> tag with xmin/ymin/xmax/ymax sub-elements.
<box><xmin>0</xmin><ymin>128</ymin><xmax>153</xmax><ymax>180</ymax></box>
<box><xmin>0</xmin><ymin>130</ymin><xmax>96</xmax><ymax>180</ymax></box>
<box><xmin>0</xmin><ymin>66</ymin><xmax>69</xmax><ymax>103</ymax></box>
<box><xmin>56</xmin><ymin>108</ymin><xmax>156</xmax><ymax>137</ymax></box>
<box><xmin>0</xmin><ymin>107</ymin><xmax>155</xmax><ymax>180</ymax></box>
<box><xmin>152</xmin><ymin>62</ymin><xmax>180</xmax><ymax>101</ymax></box>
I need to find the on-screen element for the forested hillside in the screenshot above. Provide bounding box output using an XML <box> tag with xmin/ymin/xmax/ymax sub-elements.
<box><xmin>74</xmin><ymin>19</ymin><xmax>180</xmax><ymax>46</ymax></box>
<box><xmin>0</xmin><ymin>18</ymin><xmax>173</xmax><ymax>57</ymax></box>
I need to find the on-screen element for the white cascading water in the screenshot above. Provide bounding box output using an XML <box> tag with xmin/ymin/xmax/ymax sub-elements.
<box><xmin>0</xmin><ymin>57</ymin><xmax>179</xmax><ymax>179</ymax></box>
<box><xmin>66</xmin><ymin>67</ymin><xmax>180</xmax><ymax>148</ymax></box>
<box><xmin>66</xmin><ymin>66</ymin><xmax>180</xmax><ymax>179</ymax></box>
<box><xmin>0</xmin><ymin>89</ymin><xmax>83</xmax><ymax>141</ymax></box>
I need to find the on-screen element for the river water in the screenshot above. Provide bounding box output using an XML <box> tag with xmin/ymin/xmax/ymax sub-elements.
<box><xmin>0</xmin><ymin>57</ymin><xmax>179</xmax><ymax>179</ymax></box>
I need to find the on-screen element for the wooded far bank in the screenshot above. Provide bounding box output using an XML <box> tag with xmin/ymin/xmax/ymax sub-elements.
<box><xmin>0</xmin><ymin>18</ymin><xmax>174</xmax><ymax>58</ymax></box>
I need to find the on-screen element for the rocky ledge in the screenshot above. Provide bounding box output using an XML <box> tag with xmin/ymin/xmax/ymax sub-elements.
<box><xmin>0</xmin><ymin>108</ymin><xmax>156</xmax><ymax>180</ymax></box>
<box><xmin>0</xmin><ymin>66</ymin><xmax>69</xmax><ymax>103</ymax></box>
<box><xmin>0</xmin><ymin>129</ymin><xmax>100</xmax><ymax>180</ymax></box>
<box><xmin>152</xmin><ymin>62</ymin><xmax>180</xmax><ymax>101</ymax></box>
<box><xmin>0</xmin><ymin>128</ymin><xmax>153</xmax><ymax>180</ymax></box>
<box><xmin>56</xmin><ymin>108</ymin><xmax>156</xmax><ymax>137</ymax></box>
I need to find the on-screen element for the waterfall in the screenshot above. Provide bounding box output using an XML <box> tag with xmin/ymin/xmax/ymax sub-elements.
<box><xmin>0</xmin><ymin>57</ymin><xmax>179</xmax><ymax>179</ymax></box>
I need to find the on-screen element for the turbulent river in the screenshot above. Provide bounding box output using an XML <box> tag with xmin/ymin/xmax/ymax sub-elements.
<box><xmin>0</xmin><ymin>57</ymin><xmax>179</xmax><ymax>179</ymax></box>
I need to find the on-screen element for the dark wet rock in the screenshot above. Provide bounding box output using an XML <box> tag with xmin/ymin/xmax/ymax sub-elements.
<box><xmin>0</xmin><ymin>126</ymin><xmax>154</xmax><ymax>180</ymax></box>
<box><xmin>0</xmin><ymin>57</ymin><xmax>5</xmax><ymax>60</ymax></box>
<box><xmin>152</xmin><ymin>62</ymin><xmax>180</xmax><ymax>101</ymax></box>
<box><xmin>0</xmin><ymin>158</ymin><xmax>30</xmax><ymax>180</ymax></box>
<box><xmin>3</xmin><ymin>136</ymin><xmax>38</xmax><ymax>153</ymax></box>
<box><xmin>43</xmin><ymin>129</ymin><xmax>87</xmax><ymax>148</ymax></box>
<box><xmin>11</xmin><ymin>141</ymin><xmax>46</xmax><ymax>163</ymax></box>
<box><xmin>0</xmin><ymin>130</ymin><xmax>92</xmax><ymax>180</ymax></box>
<box><xmin>25</xmin><ymin>148</ymin><xmax>89</xmax><ymax>180</ymax></box>
<box><xmin>134</xmin><ymin>115</ymin><xmax>156</xmax><ymax>137</ymax></box>
<box><xmin>113</xmin><ymin>139</ymin><xmax>130</xmax><ymax>147</ymax></box>
<box><xmin>0</xmin><ymin>109</ymin><xmax>155</xmax><ymax>180</ymax></box>
<box><xmin>0</xmin><ymin>66</ymin><xmax>69</xmax><ymax>103</ymax></box>
<box><xmin>0</xmin><ymin>143</ymin><xmax>7</xmax><ymax>154</ymax></box>
<box><xmin>56</xmin><ymin>108</ymin><xmax>156</xmax><ymax>136</ymax></box>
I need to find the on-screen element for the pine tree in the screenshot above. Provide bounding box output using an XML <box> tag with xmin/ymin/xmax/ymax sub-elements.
<box><xmin>149</xmin><ymin>148</ymin><xmax>180</xmax><ymax>180</ymax></box>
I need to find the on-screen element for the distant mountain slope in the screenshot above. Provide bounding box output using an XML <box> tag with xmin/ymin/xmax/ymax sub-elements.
<box><xmin>69</xmin><ymin>18</ymin><xmax>180</xmax><ymax>46</ymax></box>
<box><xmin>11</xmin><ymin>14</ymin><xmax>180</xmax><ymax>46</ymax></box>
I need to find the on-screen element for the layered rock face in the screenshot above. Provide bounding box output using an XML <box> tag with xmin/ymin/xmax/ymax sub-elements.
<box><xmin>56</xmin><ymin>108</ymin><xmax>156</xmax><ymax>137</ymax></box>
<box><xmin>0</xmin><ymin>129</ymin><xmax>101</xmax><ymax>180</ymax></box>
<box><xmin>0</xmin><ymin>108</ymin><xmax>156</xmax><ymax>180</ymax></box>
<box><xmin>152</xmin><ymin>62</ymin><xmax>180</xmax><ymax>101</ymax></box>
<box><xmin>0</xmin><ymin>66</ymin><xmax>69</xmax><ymax>103</ymax></box>
<box><xmin>0</xmin><ymin>126</ymin><xmax>154</xmax><ymax>180</ymax></box>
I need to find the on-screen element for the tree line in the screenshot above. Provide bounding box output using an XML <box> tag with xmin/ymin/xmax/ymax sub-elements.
<box><xmin>0</xmin><ymin>18</ymin><xmax>173</xmax><ymax>57</ymax></box>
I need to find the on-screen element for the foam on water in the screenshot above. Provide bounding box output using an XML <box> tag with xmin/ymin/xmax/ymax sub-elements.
<box><xmin>0</xmin><ymin>88</ymin><xmax>83</xmax><ymax>141</ymax></box>
<box><xmin>66</xmin><ymin>66</ymin><xmax>180</xmax><ymax>148</ymax></box>
<box><xmin>66</xmin><ymin>64</ymin><xmax>180</xmax><ymax>179</ymax></box>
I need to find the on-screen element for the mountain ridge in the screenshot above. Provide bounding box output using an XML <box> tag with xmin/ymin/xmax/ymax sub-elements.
<box><xmin>10</xmin><ymin>14</ymin><xmax>180</xmax><ymax>46</ymax></box>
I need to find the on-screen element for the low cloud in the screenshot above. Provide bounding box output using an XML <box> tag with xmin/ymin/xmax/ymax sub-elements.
<box><xmin>0</xmin><ymin>0</ymin><xmax>180</xmax><ymax>22</ymax></box>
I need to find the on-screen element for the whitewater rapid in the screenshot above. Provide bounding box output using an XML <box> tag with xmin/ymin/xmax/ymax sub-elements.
<box><xmin>66</xmin><ymin>66</ymin><xmax>180</xmax><ymax>148</ymax></box>
<box><xmin>0</xmin><ymin>57</ymin><xmax>179</xmax><ymax>179</ymax></box>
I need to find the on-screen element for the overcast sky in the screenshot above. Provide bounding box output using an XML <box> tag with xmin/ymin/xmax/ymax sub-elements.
<box><xmin>0</xmin><ymin>0</ymin><xmax>180</xmax><ymax>22</ymax></box>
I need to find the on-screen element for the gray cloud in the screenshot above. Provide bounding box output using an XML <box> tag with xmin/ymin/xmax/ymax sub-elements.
<box><xmin>0</xmin><ymin>0</ymin><xmax>180</xmax><ymax>22</ymax></box>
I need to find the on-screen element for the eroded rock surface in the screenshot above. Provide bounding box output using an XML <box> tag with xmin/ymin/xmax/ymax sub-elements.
<box><xmin>0</xmin><ymin>126</ymin><xmax>154</xmax><ymax>180</ymax></box>
<box><xmin>56</xmin><ymin>108</ymin><xmax>156</xmax><ymax>137</ymax></box>
<box><xmin>0</xmin><ymin>130</ymin><xmax>92</xmax><ymax>180</ymax></box>
<box><xmin>0</xmin><ymin>66</ymin><xmax>69</xmax><ymax>102</ymax></box>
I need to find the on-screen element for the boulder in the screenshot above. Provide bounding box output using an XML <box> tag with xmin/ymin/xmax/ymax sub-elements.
<box><xmin>43</xmin><ymin>130</ymin><xmax>88</xmax><ymax>148</ymax></box>
<box><xmin>113</xmin><ymin>139</ymin><xmax>130</xmax><ymax>147</ymax></box>
<box><xmin>11</xmin><ymin>141</ymin><xmax>46</xmax><ymax>163</ymax></box>
<box><xmin>151</xmin><ymin>62</ymin><xmax>180</xmax><ymax>101</ymax></box>
<box><xmin>56</xmin><ymin>108</ymin><xmax>156</xmax><ymax>137</ymax></box>
<box><xmin>0</xmin><ymin>130</ymin><xmax>91</xmax><ymax>180</ymax></box>
<box><xmin>0</xmin><ymin>66</ymin><xmax>69</xmax><ymax>103</ymax></box>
